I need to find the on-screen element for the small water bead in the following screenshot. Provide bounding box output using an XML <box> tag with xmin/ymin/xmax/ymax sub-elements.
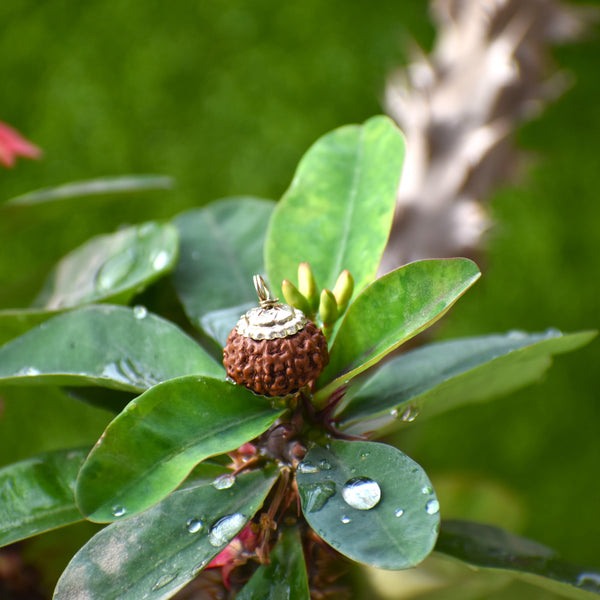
<box><xmin>577</xmin><ymin>573</ymin><xmax>600</xmax><ymax>588</ymax></box>
<box><xmin>394</xmin><ymin>508</ymin><xmax>405</xmax><ymax>518</ymax></box>
<box><xmin>208</xmin><ymin>513</ymin><xmax>246</xmax><ymax>547</ymax></box>
<box><xmin>389</xmin><ymin>408</ymin><xmax>399</xmax><ymax>419</ymax></box>
<box><xmin>112</xmin><ymin>506</ymin><xmax>127</xmax><ymax>518</ymax></box>
<box><xmin>212</xmin><ymin>473</ymin><xmax>236</xmax><ymax>490</ymax></box>
<box><xmin>425</xmin><ymin>499</ymin><xmax>440</xmax><ymax>515</ymax></box>
<box><xmin>360</xmin><ymin>451</ymin><xmax>370</xmax><ymax>460</ymax></box>
<box><xmin>401</xmin><ymin>405</ymin><xmax>419</xmax><ymax>422</ymax></box>
<box><xmin>297</xmin><ymin>461</ymin><xmax>319</xmax><ymax>474</ymax></box>
<box><xmin>421</xmin><ymin>485</ymin><xmax>433</xmax><ymax>495</ymax></box>
<box><xmin>95</xmin><ymin>249</ymin><xmax>135</xmax><ymax>291</ymax></box>
<box><xmin>151</xmin><ymin>572</ymin><xmax>178</xmax><ymax>591</ymax></box>
<box><xmin>340</xmin><ymin>515</ymin><xmax>352</xmax><ymax>524</ymax></box>
<box><xmin>133</xmin><ymin>305</ymin><xmax>148</xmax><ymax>319</ymax></box>
<box><xmin>342</xmin><ymin>477</ymin><xmax>381</xmax><ymax>510</ymax></box>
<box><xmin>186</xmin><ymin>518</ymin><xmax>203</xmax><ymax>533</ymax></box>
<box><xmin>152</xmin><ymin>250</ymin><xmax>169</xmax><ymax>271</ymax></box>
<box><xmin>21</xmin><ymin>366</ymin><xmax>41</xmax><ymax>376</ymax></box>
<box><xmin>319</xmin><ymin>459</ymin><xmax>332</xmax><ymax>470</ymax></box>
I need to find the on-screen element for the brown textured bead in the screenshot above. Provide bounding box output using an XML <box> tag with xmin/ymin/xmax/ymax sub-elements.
<box><xmin>223</xmin><ymin>321</ymin><xmax>329</xmax><ymax>396</ymax></box>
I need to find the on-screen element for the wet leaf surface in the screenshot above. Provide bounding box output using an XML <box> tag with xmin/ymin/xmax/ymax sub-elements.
<box><xmin>297</xmin><ymin>440</ymin><xmax>439</xmax><ymax>570</ymax></box>
<box><xmin>54</xmin><ymin>468</ymin><xmax>277</xmax><ymax>600</ymax></box>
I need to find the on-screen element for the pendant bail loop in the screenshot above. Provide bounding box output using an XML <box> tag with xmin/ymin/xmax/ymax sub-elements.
<box><xmin>253</xmin><ymin>274</ymin><xmax>279</xmax><ymax>308</ymax></box>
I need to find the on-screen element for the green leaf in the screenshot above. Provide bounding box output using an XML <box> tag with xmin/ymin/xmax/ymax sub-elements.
<box><xmin>0</xmin><ymin>308</ymin><xmax>55</xmax><ymax>345</ymax></box>
<box><xmin>32</xmin><ymin>221</ymin><xmax>179</xmax><ymax>310</ymax></box>
<box><xmin>0</xmin><ymin>448</ymin><xmax>88</xmax><ymax>547</ymax></box>
<box><xmin>5</xmin><ymin>175</ymin><xmax>173</xmax><ymax>206</ymax></box>
<box><xmin>237</xmin><ymin>527</ymin><xmax>310</xmax><ymax>600</ymax></box>
<box><xmin>436</xmin><ymin>520</ymin><xmax>600</xmax><ymax>599</ymax></box>
<box><xmin>296</xmin><ymin>440</ymin><xmax>439</xmax><ymax>570</ymax></box>
<box><xmin>54</xmin><ymin>468</ymin><xmax>277</xmax><ymax>600</ymax></box>
<box><xmin>172</xmin><ymin>197</ymin><xmax>275</xmax><ymax>345</ymax></box>
<box><xmin>338</xmin><ymin>329</ymin><xmax>597</xmax><ymax>434</ymax></box>
<box><xmin>0</xmin><ymin>305</ymin><xmax>224</xmax><ymax>393</ymax></box>
<box><xmin>265</xmin><ymin>116</ymin><xmax>405</xmax><ymax>300</ymax></box>
<box><xmin>315</xmin><ymin>259</ymin><xmax>481</xmax><ymax>404</ymax></box>
<box><xmin>76</xmin><ymin>376</ymin><xmax>285</xmax><ymax>522</ymax></box>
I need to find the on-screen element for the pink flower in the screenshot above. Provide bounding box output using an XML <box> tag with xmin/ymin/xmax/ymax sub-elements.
<box><xmin>0</xmin><ymin>121</ymin><xmax>42</xmax><ymax>168</ymax></box>
<box><xmin>206</xmin><ymin>524</ymin><xmax>259</xmax><ymax>588</ymax></box>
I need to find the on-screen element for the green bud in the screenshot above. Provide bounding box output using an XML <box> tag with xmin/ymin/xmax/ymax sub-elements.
<box><xmin>282</xmin><ymin>279</ymin><xmax>311</xmax><ymax>315</ymax></box>
<box><xmin>319</xmin><ymin>288</ymin><xmax>338</xmax><ymax>327</ymax></box>
<box><xmin>332</xmin><ymin>269</ymin><xmax>354</xmax><ymax>314</ymax></box>
<box><xmin>298</xmin><ymin>262</ymin><xmax>319</xmax><ymax>312</ymax></box>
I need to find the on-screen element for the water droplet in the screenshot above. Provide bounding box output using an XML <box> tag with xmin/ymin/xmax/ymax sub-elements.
<box><xmin>194</xmin><ymin>559</ymin><xmax>209</xmax><ymax>573</ymax></box>
<box><xmin>212</xmin><ymin>473</ymin><xmax>236</xmax><ymax>490</ymax></box>
<box><xmin>112</xmin><ymin>506</ymin><xmax>126</xmax><ymax>517</ymax></box>
<box><xmin>421</xmin><ymin>485</ymin><xmax>433</xmax><ymax>495</ymax></box>
<box><xmin>303</xmin><ymin>481</ymin><xmax>336</xmax><ymax>513</ymax></box>
<box><xmin>95</xmin><ymin>249</ymin><xmax>135</xmax><ymax>292</ymax></box>
<box><xmin>186</xmin><ymin>518</ymin><xmax>203</xmax><ymax>533</ymax></box>
<box><xmin>152</xmin><ymin>250</ymin><xmax>169</xmax><ymax>271</ymax></box>
<box><xmin>342</xmin><ymin>477</ymin><xmax>381</xmax><ymax>510</ymax></box>
<box><xmin>297</xmin><ymin>461</ymin><xmax>319</xmax><ymax>474</ymax></box>
<box><xmin>390</xmin><ymin>408</ymin><xmax>399</xmax><ymax>419</ymax></box>
<box><xmin>19</xmin><ymin>366</ymin><xmax>40</xmax><ymax>376</ymax></box>
<box><xmin>401</xmin><ymin>405</ymin><xmax>419</xmax><ymax>422</ymax></box>
<box><xmin>360</xmin><ymin>451</ymin><xmax>370</xmax><ymax>460</ymax></box>
<box><xmin>395</xmin><ymin>508</ymin><xmax>405</xmax><ymax>518</ymax></box>
<box><xmin>151</xmin><ymin>572</ymin><xmax>178</xmax><ymax>591</ymax></box>
<box><xmin>577</xmin><ymin>572</ymin><xmax>600</xmax><ymax>588</ymax></box>
<box><xmin>425</xmin><ymin>499</ymin><xmax>440</xmax><ymax>515</ymax></box>
<box><xmin>208</xmin><ymin>513</ymin><xmax>246</xmax><ymax>547</ymax></box>
<box><xmin>340</xmin><ymin>515</ymin><xmax>351</xmax><ymax>524</ymax></box>
<box><xmin>133</xmin><ymin>305</ymin><xmax>148</xmax><ymax>319</ymax></box>
<box><xmin>319</xmin><ymin>459</ymin><xmax>332</xmax><ymax>470</ymax></box>
<box><xmin>545</xmin><ymin>327</ymin><xmax>561</xmax><ymax>338</ymax></box>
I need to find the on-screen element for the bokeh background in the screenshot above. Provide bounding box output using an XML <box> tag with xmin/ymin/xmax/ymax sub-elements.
<box><xmin>1</xmin><ymin>1</ymin><xmax>598</xmax><ymax>597</ymax></box>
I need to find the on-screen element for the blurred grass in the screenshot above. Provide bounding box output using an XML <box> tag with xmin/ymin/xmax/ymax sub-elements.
<box><xmin>0</xmin><ymin>0</ymin><xmax>598</xmax><ymax>595</ymax></box>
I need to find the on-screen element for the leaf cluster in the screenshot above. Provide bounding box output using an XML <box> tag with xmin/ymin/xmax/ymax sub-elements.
<box><xmin>0</xmin><ymin>117</ymin><xmax>597</xmax><ymax>599</ymax></box>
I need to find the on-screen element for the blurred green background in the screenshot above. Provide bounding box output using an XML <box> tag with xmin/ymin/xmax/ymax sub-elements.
<box><xmin>0</xmin><ymin>0</ymin><xmax>598</xmax><ymax>597</ymax></box>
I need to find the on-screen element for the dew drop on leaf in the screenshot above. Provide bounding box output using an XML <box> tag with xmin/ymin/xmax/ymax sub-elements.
<box><xmin>208</xmin><ymin>513</ymin><xmax>246</xmax><ymax>547</ymax></box>
<box><xmin>425</xmin><ymin>499</ymin><xmax>440</xmax><ymax>515</ymax></box>
<box><xmin>319</xmin><ymin>459</ymin><xmax>332</xmax><ymax>470</ymax></box>
<box><xmin>112</xmin><ymin>506</ymin><xmax>127</xmax><ymax>518</ymax></box>
<box><xmin>212</xmin><ymin>473</ymin><xmax>236</xmax><ymax>490</ymax></box>
<box><xmin>303</xmin><ymin>481</ymin><xmax>336</xmax><ymax>513</ymax></box>
<box><xmin>95</xmin><ymin>249</ymin><xmax>135</xmax><ymax>292</ymax></box>
<box><xmin>133</xmin><ymin>305</ymin><xmax>148</xmax><ymax>319</ymax></box>
<box><xmin>421</xmin><ymin>485</ymin><xmax>433</xmax><ymax>495</ymax></box>
<box><xmin>394</xmin><ymin>508</ymin><xmax>405</xmax><ymax>517</ymax></box>
<box><xmin>186</xmin><ymin>518</ymin><xmax>203</xmax><ymax>533</ymax></box>
<box><xmin>341</xmin><ymin>515</ymin><xmax>351</xmax><ymax>524</ymax></box>
<box><xmin>401</xmin><ymin>405</ymin><xmax>419</xmax><ymax>422</ymax></box>
<box><xmin>342</xmin><ymin>477</ymin><xmax>381</xmax><ymax>510</ymax></box>
<box><xmin>151</xmin><ymin>572</ymin><xmax>178</xmax><ymax>591</ymax></box>
<box><xmin>297</xmin><ymin>461</ymin><xmax>319</xmax><ymax>474</ymax></box>
<box><xmin>152</xmin><ymin>250</ymin><xmax>169</xmax><ymax>271</ymax></box>
<box><xmin>390</xmin><ymin>408</ymin><xmax>399</xmax><ymax>419</ymax></box>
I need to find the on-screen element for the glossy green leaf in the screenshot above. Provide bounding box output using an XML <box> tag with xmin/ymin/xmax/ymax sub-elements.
<box><xmin>0</xmin><ymin>448</ymin><xmax>88</xmax><ymax>547</ymax></box>
<box><xmin>436</xmin><ymin>520</ymin><xmax>600</xmax><ymax>599</ymax></box>
<box><xmin>297</xmin><ymin>440</ymin><xmax>439</xmax><ymax>570</ymax></box>
<box><xmin>32</xmin><ymin>221</ymin><xmax>178</xmax><ymax>310</ymax></box>
<box><xmin>315</xmin><ymin>259</ymin><xmax>481</xmax><ymax>404</ymax></box>
<box><xmin>0</xmin><ymin>305</ymin><xmax>223</xmax><ymax>394</ymax></box>
<box><xmin>172</xmin><ymin>197</ymin><xmax>275</xmax><ymax>345</ymax></box>
<box><xmin>265</xmin><ymin>115</ymin><xmax>405</xmax><ymax>300</ymax></box>
<box><xmin>237</xmin><ymin>527</ymin><xmax>310</xmax><ymax>600</ymax></box>
<box><xmin>76</xmin><ymin>376</ymin><xmax>285</xmax><ymax>522</ymax></box>
<box><xmin>54</xmin><ymin>468</ymin><xmax>277</xmax><ymax>600</ymax></box>
<box><xmin>5</xmin><ymin>175</ymin><xmax>173</xmax><ymax>206</ymax></box>
<box><xmin>339</xmin><ymin>329</ymin><xmax>597</xmax><ymax>434</ymax></box>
